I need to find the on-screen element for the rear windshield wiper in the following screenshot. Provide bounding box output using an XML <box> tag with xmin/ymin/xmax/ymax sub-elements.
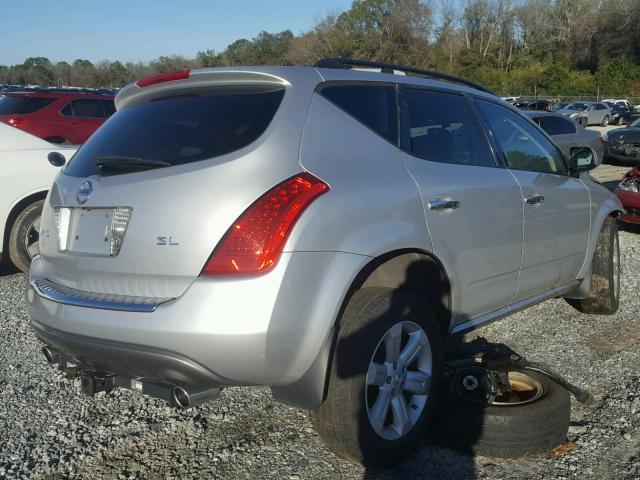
<box><xmin>94</xmin><ymin>156</ymin><xmax>171</xmax><ymax>174</ymax></box>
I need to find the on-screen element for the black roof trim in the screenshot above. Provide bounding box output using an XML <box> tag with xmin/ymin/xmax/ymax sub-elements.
<box><xmin>314</xmin><ymin>58</ymin><xmax>494</xmax><ymax>95</ymax></box>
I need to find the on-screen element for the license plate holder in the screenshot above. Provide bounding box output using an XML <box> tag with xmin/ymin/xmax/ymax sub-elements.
<box><xmin>65</xmin><ymin>208</ymin><xmax>115</xmax><ymax>256</ymax></box>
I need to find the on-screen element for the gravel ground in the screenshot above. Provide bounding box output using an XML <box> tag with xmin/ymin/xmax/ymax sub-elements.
<box><xmin>1</xmin><ymin>161</ymin><xmax>639</xmax><ymax>479</ymax></box>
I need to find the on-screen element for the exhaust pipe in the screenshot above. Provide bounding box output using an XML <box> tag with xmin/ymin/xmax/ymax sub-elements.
<box><xmin>41</xmin><ymin>346</ymin><xmax>58</xmax><ymax>365</ymax></box>
<box><xmin>172</xmin><ymin>386</ymin><xmax>191</xmax><ymax>409</ymax></box>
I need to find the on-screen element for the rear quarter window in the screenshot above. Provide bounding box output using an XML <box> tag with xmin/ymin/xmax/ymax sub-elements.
<box><xmin>64</xmin><ymin>85</ymin><xmax>285</xmax><ymax>177</ymax></box>
<box><xmin>319</xmin><ymin>84</ymin><xmax>397</xmax><ymax>144</ymax></box>
<box><xmin>0</xmin><ymin>95</ymin><xmax>55</xmax><ymax>114</ymax></box>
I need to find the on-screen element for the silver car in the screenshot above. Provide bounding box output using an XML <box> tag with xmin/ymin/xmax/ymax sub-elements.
<box><xmin>27</xmin><ymin>60</ymin><xmax>622</xmax><ymax>467</ymax></box>
<box><xmin>557</xmin><ymin>101</ymin><xmax>612</xmax><ymax>127</ymax></box>
<box><xmin>526</xmin><ymin>111</ymin><xmax>604</xmax><ymax>163</ymax></box>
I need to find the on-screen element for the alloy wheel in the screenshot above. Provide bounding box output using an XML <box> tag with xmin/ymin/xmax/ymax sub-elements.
<box><xmin>24</xmin><ymin>216</ymin><xmax>41</xmax><ymax>259</ymax></box>
<box><xmin>365</xmin><ymin>321</ymin><xmax>432</xmax><ymax>440</ymax></box>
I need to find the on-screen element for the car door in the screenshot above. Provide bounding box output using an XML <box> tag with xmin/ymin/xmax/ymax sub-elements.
<box><xmin>69</xmin><ymin>99</ymin><xmax>106</xmax><ymax>143</ymax></box>
<box><xmin>399</xmin><ymin>88</ymin><xmax>523</xmax><ymax>323</ymax></box>
<box><xmin>475</xmin><ymin>99</ymin><xmax>590</xmax><ymax>301</ymax></box>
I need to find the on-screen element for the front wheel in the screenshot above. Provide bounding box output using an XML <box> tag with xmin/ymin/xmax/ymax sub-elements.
<box><xmin>601</xmin><ymin>115</ymin><xmax>610</xmax><ymax>127</ymax></box>
<box><xmin>311</xmin><ymin>288</ymin><xmax>443</xmax><ymax>467</ymax></box>
<box><xmin>565</xmin><ymin>217</ymin><xmax>620</xmax><ymax>314</ymax></box>
<box><xmin>8</xmin><ymin>200</ymin><xmax>44</xmax><ymax>273</ymax></box>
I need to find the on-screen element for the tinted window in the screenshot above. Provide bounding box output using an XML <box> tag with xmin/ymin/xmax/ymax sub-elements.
<box><xmin>102</xmin><ymin>100</ymin><xmax>116</xmax><ymax>117</ymax></box>
<box><xmin>403</xmin><ymin>89</ymin><xmax>493</xmax><ymax>167</ymax></box>
<box><xmin>0</xmin><ymin>95</ymin><xmax>27</xmax><ymax>114</ymax></box>
<box><xmin>321</xmin><ymin>85</ymin><xmax>397</xmax><ymax>143</ymax></box>
<box><xmin>567</xmin><ymin>103</ymin><xmax>587</xmax><ymax>111</ymax></box>
<box><xmin>18</xmin><ymin>97</ymin><xmax>56</xmax><ymax>114</ymax></box>
<box><xmin>60</xmin><ymin>103</ymin><xmax>73</xmax><ymax>116</ymax></box>
<box><xmin>476</xmin><ymin>100</ymin><xmax>566</xmax><ymax>175</ymax></box>
<box><xmin>65</xmin><ymin>86</ymin><xmax>285</xmax><ymax>177</ymax></box>
<box><xmin>539</xmin><ymin>115</ymin><xmax>576</xmax><ymax>135</ymax></box>
<box><xmin>72</xmin><ymin>99</ymin><xmax>104</xmax><ymax>118</ymax></box>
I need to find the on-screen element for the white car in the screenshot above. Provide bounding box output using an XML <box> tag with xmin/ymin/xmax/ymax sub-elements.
<box><xmin>0</xmin><ymin>122</ymin><xmax>76</xmax><ymax>272</ymax></box>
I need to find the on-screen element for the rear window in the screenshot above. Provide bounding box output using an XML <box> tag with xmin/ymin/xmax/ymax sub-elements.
<box><xmin>0</xmin><ymin>95</ymin><xmax>55</xmax><ymax>114</ymax></box>
<box><xmin>65</xmin><ymin>86</ymin><xmax>285</xmax><ymax>177</ymax></box>
<box><xmin>538</xmin><ymin>115</ymin><xmax>576</xmax><ymax>135</ymax></box>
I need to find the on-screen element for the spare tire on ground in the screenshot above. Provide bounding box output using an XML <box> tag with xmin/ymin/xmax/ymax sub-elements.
<box><xmin>429</xmin><ymin>370</ymin><xmax>571</xmax><ymax>458</ymax></box>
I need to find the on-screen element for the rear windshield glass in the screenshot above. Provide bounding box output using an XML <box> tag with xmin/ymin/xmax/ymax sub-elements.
<box><xmin>64</xmin><ymin>86</ymin><xmax>285</xmax><ymax>177</ymax></box>
<box><xmin>0</xmin><ymin>95</ymin><xmax>55</xmax><ymax>114</ymax></box>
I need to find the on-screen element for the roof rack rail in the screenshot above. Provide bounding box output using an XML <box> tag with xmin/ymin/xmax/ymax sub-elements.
<box><xmin>0</xmin><ymin>86</ymin><xmax>117</xmax><ymax>96</ymax></box>
<box><xmin>314</xmin><ymin>58</ymin><xmax>494</xmax><ymax>95</ymax></box>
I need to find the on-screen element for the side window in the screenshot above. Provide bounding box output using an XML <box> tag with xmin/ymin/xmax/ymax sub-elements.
<box><xmin>476</xmin><ymin>100</ymin><xmax>566</xmax><ymax>175</ymax></box>
<box><xmin>540</xmin><ymin>116</ymin><xmax>576</xmax><ymax>135</ymax></box>
<box><xmin>60</xmin><ymin>103</ymin><xmax>73</xmax><ymax>116</ymax></box>
<box><xmin>402</xmin><ymin>89</ymin><xmax>493</xmax><ymax>167</ymax></box>
<box><xmin>320</xmin><ymin>84</ymin><xmax>397</xmax><ymax>143</ymax></box>
<box><xmin>72</xmin><ymin>99</ymin><xmax>104</xmax><ymax>118</ymax></box>
<box><xmin>18</xmin><ymin>97</ymin><xmax>56</xmax><ymax>114</ymax></box>
<box><xmin>102</xmin><ymin>100</ymin><xmax>116</xmax><ymax>118</ymax></box>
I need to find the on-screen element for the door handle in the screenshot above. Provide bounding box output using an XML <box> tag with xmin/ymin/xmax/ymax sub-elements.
<box><xmin>525</xmin><ymin>194</ymin><xmax>544</xmax><ymax>205</ymax></box>
<box><xmin>428</xmin><ymin>199</ymin><xmax>460</xmax><ymax>211</ymax></box>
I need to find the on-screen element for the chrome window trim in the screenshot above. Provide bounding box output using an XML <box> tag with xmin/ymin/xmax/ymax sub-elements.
<box><xmin>31</xmin><ymin>278</ymin><xmax>173</xmax><ymax>313</ymax></box>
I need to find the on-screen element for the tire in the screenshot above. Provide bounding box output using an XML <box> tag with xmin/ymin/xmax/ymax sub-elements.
<box><xmin>565</xmin><ymin>216</ymin><xmax>620</xmax><ymax>315</ymax></box>
<box><xmin>8</xmin><ymin>200</ymin><xmax>44</xmax><ymax>273</ymax></box>
<box><xmin>311</xmin><ymin>287</ymin><xmax>444</xmax><ymax>467</ymax></box>
<box><xmin>580</xmin><ymin>117</ymin><xmax>588</xmax><ymax>127</ymax></box>
<box><xmin>44</xmin><ymin>136</ymin><xmax>66</xmax><ymax>144</ymax></box>
<box><xmin>430</xmin><ymin>371</ymin><xmax>570</xmax><ymax>458</ymax></box>
<box><xmin>601</xmin><ymin>115</ymin><xmax>610</xmax><ymax>127</ymax></box>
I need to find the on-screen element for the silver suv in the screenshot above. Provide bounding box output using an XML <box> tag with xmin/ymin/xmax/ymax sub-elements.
<box><xmin>28</xmin><ymin>59</ymin><xmax>622</xmax><ymax>467</ymax></box>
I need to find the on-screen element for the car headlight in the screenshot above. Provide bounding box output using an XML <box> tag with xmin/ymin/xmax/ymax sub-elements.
<box><xmin>570</xmin><ymin>113</ymin><xmax>579</xmax><ymax>118</ymax></box>
<box><xmin>618</xmin><ymin>178</ymin><xmax>640</xmax><ymax>193</ymax></box>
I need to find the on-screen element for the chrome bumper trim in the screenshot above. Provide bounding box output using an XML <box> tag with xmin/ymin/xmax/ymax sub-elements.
<box><xmin>31</xmin><ymin>278</ymin><xmax>173</xmax><ymax>313</ymax></box>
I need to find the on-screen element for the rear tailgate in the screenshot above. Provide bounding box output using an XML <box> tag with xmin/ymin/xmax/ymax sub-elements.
<box><xmin>35</xmin><ymin>69</ymin><xmax>320</xmax><ymax>299</ymax></box>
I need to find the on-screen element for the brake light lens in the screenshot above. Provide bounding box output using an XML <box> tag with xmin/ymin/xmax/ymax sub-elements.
<box><xmin>202</xmin><ymin>173</ymin><xmax>329</xmax><ymax>275</ymax></box>
<box><xmin>8</xmin><ymin>117</ymin><xmax>25</xmax><ymax>128</ymax></box>
<box><xmin>135</xmin><ymin>68</ymin><xmax>190</xmax><ymax>88</ymax></box>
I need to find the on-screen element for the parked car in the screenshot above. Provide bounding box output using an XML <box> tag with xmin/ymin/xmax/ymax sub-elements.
<box><xmin>27</xmin><ymin>61</ymin><xmax>622</xmax><ymax>467</ymax></box>
<box><xmin>604</xmin><ymin>102</ymin><xmax>640</xmax><ymax>126</ymax></box>
<box><xmin>0</xmin><ymin>89</ymin><xmax>115</xmax><ymax>145</ymax></box>
<box><xmin>501</xmin><ymin>96</ymin><xmax>519</xmax><ymax>104</ymax></box>
<box><xmin>616</xmin><ymin>167</ymin><xmax>640</xmax><ymax>225</ymax></box>
<box><xmin>552</xmin><ymin>102</ymin><xmax>570</xmax><ymax>111</ymax></box>
<box><xmin>603</xmin><ymin>99</ymin><xmax>632</xmax><ymax>109</ymax></box>
<box><xmin>604</xmin><ymin>117</ymin><xmax>640</xmax><ymax>164</ymax></box>
<box><xmin>514</xmin><ymin>99</ymin><xmax>551</xmax><ymax>111</ymax></box>
<box><xmin>0</xmin><ymin>123</ymin><xmax>76</xmax><ymax>272</ymax></box>
<box><xmin>526</xmin><ymin>111</ymin><xmax>604</xmax><ymax>163</ymax></box>
<box><xmin>557</xmin><ymin>102</ymin><xmax>612</xmax><ymax>126</ymax></box>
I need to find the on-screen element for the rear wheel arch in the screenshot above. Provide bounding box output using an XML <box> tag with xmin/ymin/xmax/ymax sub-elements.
<box><xmin>271</xmin><ymin>249</ymin><xmax>452</xmax><ymax>410</ymax></box>
<box><xmin>2</xmin><ymin>191</ymin><xmax>48</xmax><ymax>261</ymax></box>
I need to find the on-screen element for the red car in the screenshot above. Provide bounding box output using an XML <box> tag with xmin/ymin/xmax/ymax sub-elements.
<box><xmin>0</xmin><ymin>90</ymin><xmax>115</xmax><ymax>145</ymax></box>
<box><xmin>616</xmin><ymin>167</ymin><xmax>640</xmax><ymax>224</ymax></box>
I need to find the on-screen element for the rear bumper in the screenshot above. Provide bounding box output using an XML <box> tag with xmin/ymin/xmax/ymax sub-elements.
<box><xmin>27</xmin><ymin>251</ymin><xmax>367</xmax><ymax>388</ymax></box>
<box><xmin>32</xmin><ymin>320</ymin><xmax>227</xmax><ymax>389</ymax></box>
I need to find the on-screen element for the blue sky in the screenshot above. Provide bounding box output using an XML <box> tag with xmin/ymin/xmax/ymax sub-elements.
<box><xmin>0</xmin><ymin>0</ymin><xmax>353</xmax><ymax>65</ymax></box>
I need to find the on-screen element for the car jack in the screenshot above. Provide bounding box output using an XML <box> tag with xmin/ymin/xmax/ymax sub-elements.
<box><xmin>444</xmin><ymin>342</ymin><xmax>595</xmax><ymax>407</ymax></box>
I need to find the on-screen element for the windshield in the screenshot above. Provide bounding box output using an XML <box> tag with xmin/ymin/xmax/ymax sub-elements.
<box><xmin>566</xmin><ymin>103</ymin><xmax>588</xmax><ymax>111</ymax></box>
<box><xmin>64</xmin><ymin>85</ymin><xmax>285</xmax><ymax>177</ymax></box>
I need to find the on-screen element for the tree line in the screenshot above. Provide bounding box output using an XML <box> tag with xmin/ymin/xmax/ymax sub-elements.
<box><xmin>1</xmin><ymin>0</ymin><xmax>639</xmax><ymax>97</ymax></box>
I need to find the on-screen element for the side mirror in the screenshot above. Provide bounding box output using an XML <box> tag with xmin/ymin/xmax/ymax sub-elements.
<box><xmin>569</xmin><ymin>146</ymin><xmax>597</xmax><ymax>173</ymax></box>
<box><xmin>48</xmin><ymin>151</ymin><xmax>66</xmax><ymax>167</ymax></box>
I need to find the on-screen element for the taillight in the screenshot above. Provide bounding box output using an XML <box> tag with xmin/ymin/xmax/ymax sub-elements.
<box><xmin>135</xmin><ymin>68</ymin><xmax>190</xmax><ymax>88</ymax></box>
<box><xmin>8</xmin><ymin>117</ymin><xmax>25</xmax><ymax>128</ymax></box>
<box><xmin>202</xmin><ymin>173</ymin><xmax>329</xmax><ymax>275</ymax></box>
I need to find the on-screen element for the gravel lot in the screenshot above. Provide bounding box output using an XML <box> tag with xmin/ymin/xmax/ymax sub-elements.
<box><xmin>1</xmin><ymin>142</ymin><xmax>639</xmax><ymax>479</ymax></box>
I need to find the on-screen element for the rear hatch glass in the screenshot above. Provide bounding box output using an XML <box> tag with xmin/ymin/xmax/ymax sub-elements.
<box><xmin>64</xmin><ymin>85</ymin><xmax>285</xmax><ymax>177</ymax></box>
<box><xmin>0</xmin><ymin>95</ymin><xmax>56</xmax><ymax>114</ymax></box>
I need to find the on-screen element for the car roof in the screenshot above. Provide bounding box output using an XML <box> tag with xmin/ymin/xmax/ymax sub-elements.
<box><xmin>2</xmin><ymin>91</ymin><xmax>114</xmax><ymax>99</ymax></box>
<box><xmin>116</xmin><ymin>65</ymin><xmax>500</xmax><ymax>110</ymax></box>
